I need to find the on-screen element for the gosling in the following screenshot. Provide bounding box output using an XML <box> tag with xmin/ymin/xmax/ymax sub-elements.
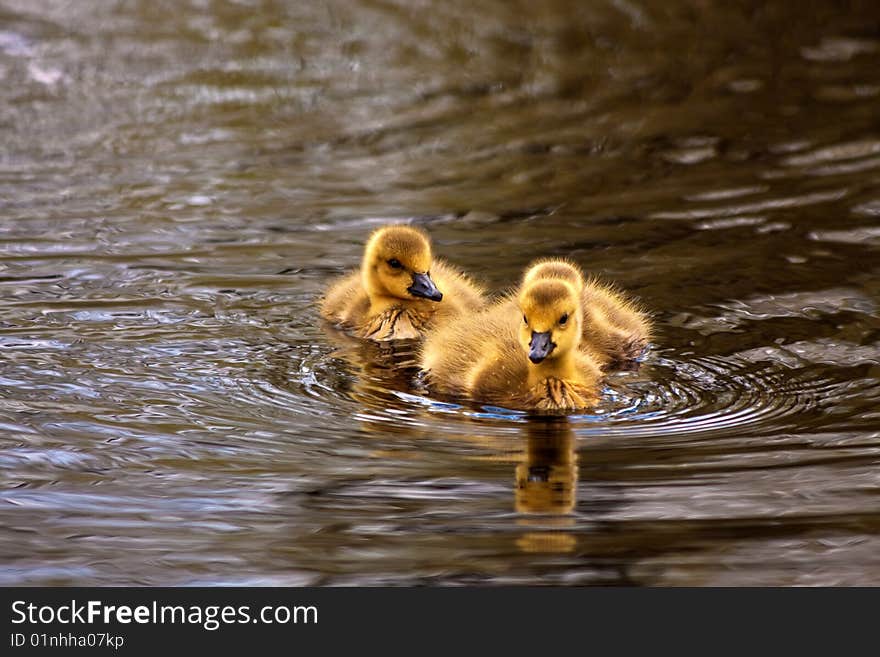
<box><xmin>420</xmin><ymin>278</ymin><xmax>605</xmax><ymax>412</ymax></box>
<box><xmin>320</xmin><ymin>225</ymin><xmax>486</xmax><ymax>340</ymax></box>
<box><xmin>522</xmin><ymin>259</ymin><xmax>651</xmax><ymax>367</ymax></box>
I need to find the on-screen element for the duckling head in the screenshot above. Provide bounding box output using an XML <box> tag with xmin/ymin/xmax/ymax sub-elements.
<box><xmin>362</xmin><ymin>225</ymin><xmax>443</xmax><ymax>303</ymax></box>
<box><xmin>518</xmin><ymin>280</ymin><xmax>582</xmax><ymax>364</ymax></box>
<box><xmin>521</xmin><ymin>259</ymin><xmax>585</xmax><ymax>294</ymax></box>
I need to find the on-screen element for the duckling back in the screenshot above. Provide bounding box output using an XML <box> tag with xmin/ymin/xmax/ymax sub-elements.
<box><xmin>320</xmin><ymin>271</ymin><xmax>372</xmax><ymax>331</ymax></box>
<box><xmin>420</xmin><ymin>297</ymin><xmax>526</xmax><ymax>398</ymax></box>
<box><xmin>580</xmin><ymin>276</ymin><xmax>652</xmax><ymax>366</ymax></box>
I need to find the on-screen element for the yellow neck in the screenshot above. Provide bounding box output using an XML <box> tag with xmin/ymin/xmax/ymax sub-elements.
<box><xmin>368</xmin><ymin>293</ymin><xmax>400</xmax><ymax>314</ymax></box>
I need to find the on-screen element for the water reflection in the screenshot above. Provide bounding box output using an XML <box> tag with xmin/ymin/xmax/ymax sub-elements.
<box><xmin>515</xmin><ymin>419</ymin><xmax>577</xmax><ymax>515</ymax></box>
<box><xmin>515</xmin><ymin>419</ymin><xmax>578</xmax><ymax>554</ymax></box>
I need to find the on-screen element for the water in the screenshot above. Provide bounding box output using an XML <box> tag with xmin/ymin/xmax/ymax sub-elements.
<box><xmin>1</xmin><ymin>0</ymin><xmax>879</xmax><ymax>585</ymax></box>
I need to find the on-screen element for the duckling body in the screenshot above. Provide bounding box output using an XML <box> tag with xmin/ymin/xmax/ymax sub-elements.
<box><xmin>522</xmin><ymin>259</ymin><xmax>651</xmax><ymax>367</ymax></box>
<box><xmin>320</xmin><ymin>225</ymin><xmax>485</xmax><ymax>341</ymax></box>
<box><xmin>420</xmin><ymin>279</ymin><xmax>605</xmax><ymax>412</ymax></box>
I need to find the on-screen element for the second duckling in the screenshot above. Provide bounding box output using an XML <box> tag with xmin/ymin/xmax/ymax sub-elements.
<box><xmin>522</xmin><ymin>259</ymin><xmax>651</xmax><ymax>367</ymax></box>
<box><xmin>320</xmin><ymin>225</ymin><xmax>486</xmax><ymax>341</ymax></box>
<box><xmin>420</xmin><ymin>277</ymin><xmax>605</xmax><ymax>412</ymax></box>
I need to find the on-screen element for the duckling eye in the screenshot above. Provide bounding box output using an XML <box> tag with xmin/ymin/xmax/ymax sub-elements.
<box><xmin>387</xmin><ymin>258</ymin><xmax>403</xmax><ymax>269</ymax></box>
<box><xmin>523</xmin><ymin>314</ymin><xmax>528</xmax><ymax>325</ymax></box>
<box><xmin>559</xmin><ymin>313</ymin><xmax>569</xmax><ymax>326</ymax></box>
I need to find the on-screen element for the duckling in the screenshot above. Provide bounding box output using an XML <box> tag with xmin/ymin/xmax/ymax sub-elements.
<box><xmin>522</xmin><ymin>259</ymin><xmax>651</xmax><ymax>367</ymax></box>
<box><xmin>420</xmin><ymin>278</ymin><xmax>605</xmax><ymax>412</ymax></box>
<box><xmin>320</xmin><ymin>225</ymin><xmax>486</xmax><ymax>341</ymax></box>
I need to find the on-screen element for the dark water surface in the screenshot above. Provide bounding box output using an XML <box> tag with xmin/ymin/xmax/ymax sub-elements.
<box><xmin>2</xmin><ymin>1</ymin><xmax>879</xmax><ymax>585</ymax></box>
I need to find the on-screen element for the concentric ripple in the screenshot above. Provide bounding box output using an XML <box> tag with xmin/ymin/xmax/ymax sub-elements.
<box><xmin>259</xmin><ymin>334</ymin><xmax>850</xmax><ymax>446</ymax></box>
<box><xmin>582</xmin><ymin>353</ymin><xmax>842</xmax><ymax>438</ymax></box>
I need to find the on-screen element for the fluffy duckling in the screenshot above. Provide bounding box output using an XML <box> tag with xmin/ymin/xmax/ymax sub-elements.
<box><xmin>420</xmin><ymin>278</ymin><xmax>605</xmax><ymax>412</ymax></box>
<box><xmin>522</xmin><ymin>259</ymin><xmax>651</xmax><ymax>367</ymax></box>
<box><xmin>320</xmin><ymin>225</ymin><xmax>485</xmax><ymax>341</ymax></box>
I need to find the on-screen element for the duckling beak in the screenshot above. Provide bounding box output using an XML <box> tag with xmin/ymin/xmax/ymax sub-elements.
<box><xmin>529</xmin><ymin>331</ymin><xmax>555</xmax><ymax>363</ymax></box>
<box><xmin>408</xmin><ymin>272</ymin><xmax>443</xmax><ymax>302</ymax></box>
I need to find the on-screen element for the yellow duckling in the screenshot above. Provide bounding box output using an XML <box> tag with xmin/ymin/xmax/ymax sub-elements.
<box><xmin>522</xmin><ymin>259</ymin><xmax>651</xmax><ymax>367</ymax></box>
<box><xmin>320</xmin><ymin>225</ymin><xmax>485</xmax><ymax>341</ymax></box>
<box><xmin>420</xmin><ymin>278</ymin><xmax>605</xmax><ymax>412</ymax></box>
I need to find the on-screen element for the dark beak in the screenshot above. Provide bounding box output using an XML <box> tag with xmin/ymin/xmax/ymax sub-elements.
<box><xmin>408</xmin><ymin>272</ymin><xmax>443</xmax><ymax>302</ymax></box>
<box><xmin>529</xmin><ymin>331</ymin><xmax>555</xmax><ymax>363</ymax></box>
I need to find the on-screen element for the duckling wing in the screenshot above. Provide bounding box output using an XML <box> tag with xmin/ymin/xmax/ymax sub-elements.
<box><xmin>320</xmin><ymin>270</ymin><xmax>369</xmax><ymax>328</ymax></box>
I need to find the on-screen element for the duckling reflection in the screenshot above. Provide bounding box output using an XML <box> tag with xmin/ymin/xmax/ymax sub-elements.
<box><xmin>515</xmin><ymin>418</ymin><xmax>577</xmax><ymax>515</ymax></box>
<box><xmin>514</xmin><ymin>418</ymin><xmax>579</xmax><ymax>554</ymax></box>
<box><xmin>320</xmin><ymin>322</ymin><xmax>420</xmax><ymax>395</ymax></box>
